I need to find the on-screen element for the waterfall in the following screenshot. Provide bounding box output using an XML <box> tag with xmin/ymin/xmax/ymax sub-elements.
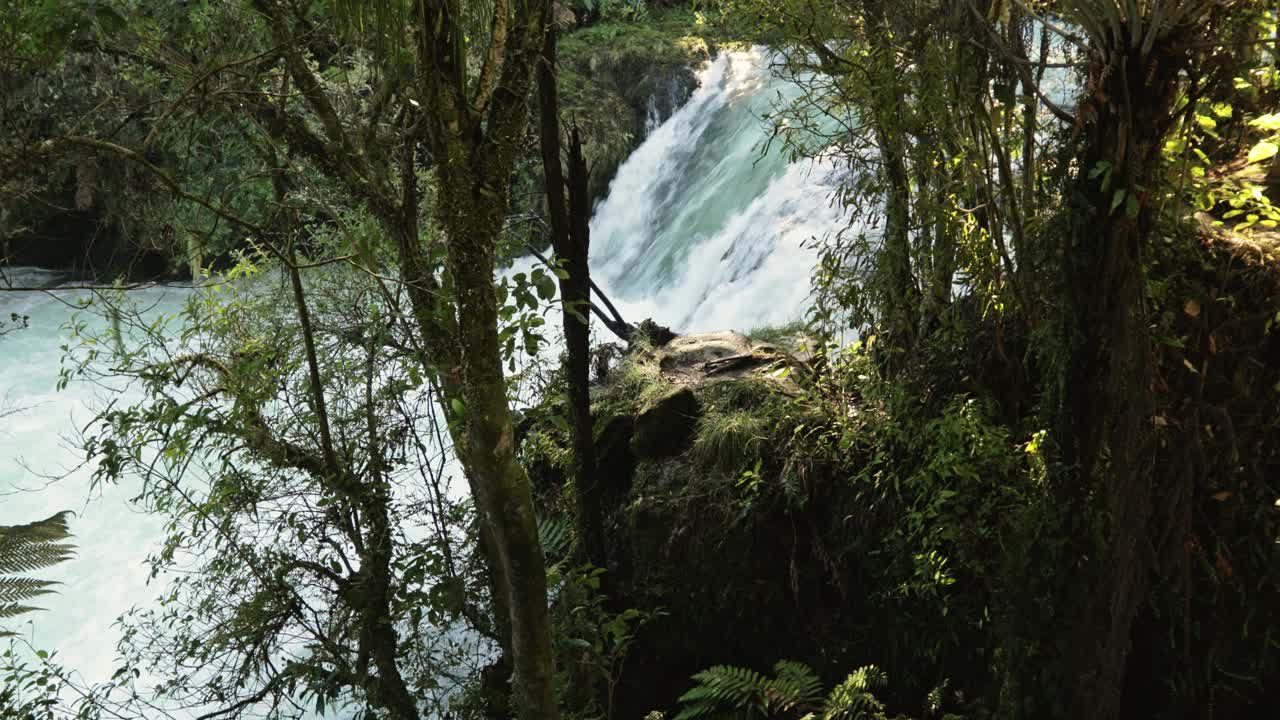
<box><xmin>590</xmin><ymin>47</ymin><xmax>849</xmax><ymax>333</ymax></box>
<box><xmin>0</xmin><ymin>48</ymin><xmax>849</xmax><ymax>701</ymax></box>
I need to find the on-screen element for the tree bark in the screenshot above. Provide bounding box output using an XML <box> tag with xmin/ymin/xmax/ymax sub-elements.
<box><xmin>415</xmin><ymin>4</ymin><xmax>560</xmax><ymax>718</ymax></box>
<box><xmin>438</xmin><ymin>171</ymin><xmax>557</xmax><ymax>720</ymax></box>
<box><xmin>861</xmin><ymin>1</ymin><xmax>919</xmax><ymax>350</ymax></box>
<box><xmin>1062</xmin><ymin>33</ymin><xmax>1186</xmax><ymax>720</ymax></box>
<box><xmin>536</xmin><ymin>27</ymin><xmax>607</xmax><ymax>574</ymax></box>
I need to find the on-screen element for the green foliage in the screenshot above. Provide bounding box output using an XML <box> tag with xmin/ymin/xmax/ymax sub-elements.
<box><xmin>675</xmin><ymin>660</ymin><xmax>892</xmax><ymax>720</ymax></box>
<box><xmin>598</xmin><ymin>342</ymin><xmax>667</xmax><ymax>413</ymax></box>
<box><xmin>538</xmin><ymin>515</ymin><xmax>574</xmax><ymax>562</ymax></box>
<box><xmin>60</xmin><ymin>261</ymin><xmax>482</xmax><ymax>718</ymax></box>
<box><xmin>823</xmin><ymin>665</ymin><xmax>888</xmax><ymax>720</ymax></box>
<box><xmin>0</xmin><ymin>644</ymin><xmax>62</xmax><ymax>720</ymax></box>
<box><xmin>0</xmin><ymin>0</ymin><xmax>270</xmax><ymax>277</ymax></box>
<box><xmin>497</xmin><ymin>266</ymin><xmax>560</xmax><ymax>366</ymax></box>
<box><xmin>743</xmin><ymin>321</ymin><xmax>809</xmax><ymax>348</ymax></box>
<box><xmin>1165</xmin><ymin>69</ymin><xmax>1280</xmax><ymax>234</ymax></box>
<box><xmin>546</xmin><ymin>541</ymin><xmax>659</xmax><ymax>720</ymax></box>
<box><xmin>0</xmin><ymin>513</ymin><xmax>74</xmax><ymax>637</ymax></box>
<box><xmin>555</xmin><ymin>5</ymin><xmax>711</xmax><ymax>199</ymax></box>
<box><xmin>579</xmin><ymin>0</ymin><xmax>653</xmax><ymax>23</ymax></box>
<box><xmin>692</xmin><ymin>409</ymin><xmax>772</xmax><ymax>475</ymax></box>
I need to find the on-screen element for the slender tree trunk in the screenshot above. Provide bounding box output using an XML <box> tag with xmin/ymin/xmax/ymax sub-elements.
<box><xmin>359</xmin><ymin>419</ymin><xmax>423</xmax><ymax>720</ymax></box>
<box><xmin>872</xmin><ymin>120</ymin><xmax>918</xmax><ymax>346</ymax></box>
<box><xmin>537</xmin><ymin>28</ymin><xmax>606</xmax><ymax>573</ymax></box>
<box><xmin>436</xmin><ymin>149</ymin><xmax>557</xmax><ymax>720</ymax></box>
<box><xmin>275</xmin><ymin>160</ymin><xmax>421</xmax><ymax>718</ymax></box>
<box><xmin>388</xmin><ymin>143</ymin><xmax>517</xmax><ymax>659</ymax></box>
<box><xmin>863</xmin><ymin>1</ymin><xmax>919</xmax><ymax>349</ymax></box>
<box><xmin>410</xmin><ymin>3</ymin><xmax>559</xmax><ymax>718</ymax></box>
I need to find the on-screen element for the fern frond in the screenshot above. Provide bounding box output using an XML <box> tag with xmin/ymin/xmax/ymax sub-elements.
<box><xmin>677</xmin><ymin>661</ymin><xmax>893</xmax><ymax>720</ymax></box>
<box><xmin>766</xmin><ymin>660</ymin><xmax>824</xmax><ymax>713</ymax></box>
<box><xmin>0</xmin><ymin>511</ymin><xmax>74</xmax><ymax>573</ymax></box>
<box><xmin>675</xmin><ymin>665</ymin><xmax>769</xmax><ymax>720</ymax></box>
<box><xmin>0</xmin><ymin>512</ymin><xmax>74</xmax><ymax>634</ymax></box>
<box><xmin>0</xmin><ymin>577</ymin><xmax>60</xmax><ymax>605</ymax></box>
<box><xmin>536</xmin><ymin>515</ymin><xmax>571</xmax><ymax>563</ymax></box>
<box><xmin>0</xmin><ymin>602</ymin><xmax>45</xmax><ymax>619</ymax></box>
<box><xmin>823</xmin><ymin>665</ymin><xmax>887</xmax><ymax>720</ymax></box>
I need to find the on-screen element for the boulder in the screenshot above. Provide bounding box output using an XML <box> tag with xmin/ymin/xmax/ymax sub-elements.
<box><xmin>659</xmin><ymin>331</ymin><xmax>752</xmax><ymax>368</ymax></box>
<box><xmin>654</xmin><ymin>331</ymin><xmax>794</xmax><ymax>387</ymax></box>
<box><xmin>631</xmin><ymin>386</ymin><xmax>700</xmax><ymax>459</ymax></box>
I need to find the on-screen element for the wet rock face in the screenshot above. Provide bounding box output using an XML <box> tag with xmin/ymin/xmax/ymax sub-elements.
<box><xmin>631</xmin><ymin>386</ymin><xmax>700</xmax><ymax>459</ymax></box>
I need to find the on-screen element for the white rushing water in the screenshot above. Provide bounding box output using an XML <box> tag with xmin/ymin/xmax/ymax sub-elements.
<box><xmin>590</xmin><ymin>48</ymin><xmax>849</xmax><ymax>332</ymax></box>
<box><xmin>0</xmin><ymin>47</ymin><xmax>850</xmax><ymax>702</ymax></box>
<box><xmin>0</xmin><ymin>267</ymin><xmax>182</xmax><ymax>679</ymax></box>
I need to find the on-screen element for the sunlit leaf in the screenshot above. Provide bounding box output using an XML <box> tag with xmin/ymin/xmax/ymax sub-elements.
<box><xmin>1250</xmin><ymin>113</ymin><xmax>1280</xmax><ymax>131</ymax></box>
<box><xmin>1247</xmin><ymin>140</ymin><xmax>1278</xmax><ymax>164</ymax></box>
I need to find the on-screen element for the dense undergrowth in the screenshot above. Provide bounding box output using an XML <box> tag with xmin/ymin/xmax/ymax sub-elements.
<box><xmin>516</xmin><ymin>221</ymin><xmax>1280</xmax><ymax>720</ymax></box>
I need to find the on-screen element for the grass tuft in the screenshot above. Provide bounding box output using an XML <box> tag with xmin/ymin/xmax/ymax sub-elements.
<box><xmin>692</xmin><ymin>408</ymin><xmax>773</xmax><ymax>474</ymax></box>
<box><xmin>744</xmin><ymin>320</ymin><xmax>809</xmax><ymax>348</ymax></box>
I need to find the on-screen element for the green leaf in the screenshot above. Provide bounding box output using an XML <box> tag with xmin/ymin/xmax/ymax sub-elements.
<box><xmin>450</xmin><ymin>398</ymin><xmax>465</xmax><ymax>417</ymax></box>
<box><xmin>1125</xmin><ymin>192</ymin><xmax>1140</xmax><ymax>219</ymax></box>
<box><xmin>534</xmin><ymin>273</ymin><xmax>557</xmax><ymax>301</ymax></box>
<box><xmin>1250</xmin><ymin>113</ymin><xmax>1280</xmax><ymax>131</ymax></box>
<box><xmin>1247</xmin><ymin>140</ymin><xmax>1278</xmax><ymax>165</ymax></box>
<box><xmin>1110</xmin><ymin>189</ymin><xmax>1127</xmax><ymax>215</ymax></box>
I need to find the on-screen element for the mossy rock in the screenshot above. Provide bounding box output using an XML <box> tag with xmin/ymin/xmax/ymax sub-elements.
<box><xmin>594</xmin><ymin>412</ymin><xmax>637</xmax><ymax>506</ymax></box>
<box><xmin>557</xmin><ymin>10</ymin><xmax>712</xmax><ymax>200</ymax></box>
<box><xmin>631</xmin><ymin>385</ymin><xmax>701</xmax><ymax>459</ymax></box>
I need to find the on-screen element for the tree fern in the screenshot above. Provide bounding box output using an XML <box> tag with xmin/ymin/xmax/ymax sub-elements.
<box><xmin>0</xmin><ymin>511</ymin><xmax>74</xmax><ymax>636</ymax></box>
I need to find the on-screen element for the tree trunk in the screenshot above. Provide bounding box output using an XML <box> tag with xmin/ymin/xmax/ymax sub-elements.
<box><xmin>436</xmin><ymin>154</ymin><xmax>558</xmax><ymax>720</ymax></box>
<box><xmin>537</xmin><ymin>28</ymin><xmax>607</xmax><ymax>574</ymax></box>
<box><xmin>863</xmin><ymin>1</ymin><xmax>919</xmax><ymax>350</ymax></box>
<box><xmin>1062</xmin><ymin>38</ymin><xmax>1185</xmax><ymax>720</ymax></box>
<box><xmin>411</xmin><ymin>4</ymin><xmax>560</xmax><ymax>718</ymax></box>
<box><xmin>388</xmin><ymin>144</ymin><xmax>517</xmax><ymax>661</ymax></box>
